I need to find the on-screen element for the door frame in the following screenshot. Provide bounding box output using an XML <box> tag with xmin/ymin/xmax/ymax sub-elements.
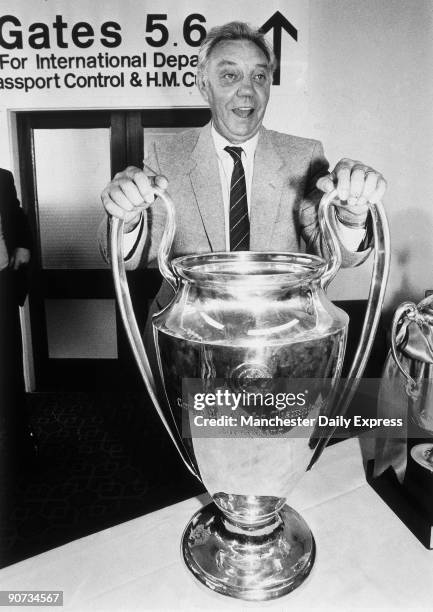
<box><xmin>15</xmin><ymin>108</ymin><xmax>211</xmax><ymax>391</ymax></box>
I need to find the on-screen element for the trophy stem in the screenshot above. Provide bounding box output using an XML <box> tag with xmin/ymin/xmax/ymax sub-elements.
<box><xmin>221</xmin><ymin>511</ymin><xmax>283</xmax><ymax>535</ymax></box>
<box><xmin>182</xmin><ymin>502</ymin><xmax>315</xmax><ymax>601</ymax></box>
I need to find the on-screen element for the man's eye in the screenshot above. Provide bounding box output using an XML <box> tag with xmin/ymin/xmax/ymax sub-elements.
<box><xmin>222</xmin><ymin>73</ymin><xmax>237</xmax><ymax>81</ymax></box>
<box><xmin>254</xmin><ymin>73</ymin><xmax>267</xmax><ymax>82</ymax></box>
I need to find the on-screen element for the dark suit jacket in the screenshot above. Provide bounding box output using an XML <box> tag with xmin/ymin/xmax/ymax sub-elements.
<box><xmin>0</xmin><ymin>169</ymin><xmax>32</xmax><ymax>305</ymax></box>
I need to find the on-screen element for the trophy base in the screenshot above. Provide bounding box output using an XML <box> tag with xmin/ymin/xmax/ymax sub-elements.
<box><xmin>182</xmin><ymin>502</ymin><xmax>315</xmax><ymax>601</ymax></box>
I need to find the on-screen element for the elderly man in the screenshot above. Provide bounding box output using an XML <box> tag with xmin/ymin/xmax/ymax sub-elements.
<box><xmin>99</xmin><ymin>21</ymin><xmax>386</xmax><ymax>340</ymax></box>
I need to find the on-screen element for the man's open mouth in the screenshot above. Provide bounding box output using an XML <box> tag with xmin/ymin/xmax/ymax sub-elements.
<box><xmin>232</xmin><ymin>108</ymin><xmax>254</xmax><ymax>118</ymax></box>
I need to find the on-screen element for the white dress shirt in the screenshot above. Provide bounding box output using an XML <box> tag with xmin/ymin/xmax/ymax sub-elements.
<box><xmin>123</xmin><ymin>127</ymin><xmax>365</xmax><ymax>256</ymax></box>
<box><xmin>211</xmin><ymin>125</ymin><xmax>258</xmax><ymax>251</ymax></box>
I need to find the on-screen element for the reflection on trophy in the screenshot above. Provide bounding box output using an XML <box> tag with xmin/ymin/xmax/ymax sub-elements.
<box><xmin>110</xmin><ymin>189</ymin><xmax>389</xmax><ymax>600</ymax></box>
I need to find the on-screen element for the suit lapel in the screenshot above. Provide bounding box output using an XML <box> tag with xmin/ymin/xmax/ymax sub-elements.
<box><xmin>250</xmin><ymin>127</ymin><xmax>287</xmax><ymax>251</ymax></box>
<box><xmin>188</xmin><ymin>123</ymin><xmax>226</xmax><ymax>253</ymax></box>
<box><xmin>184</xmin><ymin>124</ymin><xmax>289</xmax><ymax>253</ymax></box>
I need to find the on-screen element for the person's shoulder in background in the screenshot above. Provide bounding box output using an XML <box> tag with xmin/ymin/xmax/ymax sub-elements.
<box><xmin>0</xmin><ymin>167</ymin><xmax>17</xmax><ymax>192</ymax></box>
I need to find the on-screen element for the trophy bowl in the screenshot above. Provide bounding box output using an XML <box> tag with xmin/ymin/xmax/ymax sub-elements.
<box><xmin>110</xmin><ymin>189</ymin><xmax>389</xmax><ymax>600</ymax></box>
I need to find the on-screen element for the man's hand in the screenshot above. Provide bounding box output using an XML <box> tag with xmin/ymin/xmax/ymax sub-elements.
<box><xmin>101</xmin><ymin>166</ymin><xmax>168</xmax><ymax>232</ymax></box>
<box><xmin>316</xmin><ymin>159</ymin><xmax>387</xmax><ymax>226</ymax></box>
<box><xmin>9</xmin><ymin>247</ymin><xmax>31</xmax><ymax>270</ymax></box>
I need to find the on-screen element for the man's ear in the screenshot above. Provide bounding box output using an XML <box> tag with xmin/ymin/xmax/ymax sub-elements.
<box><xmin>197</xmin><ymin>73</ymin><xmax>209</xmax><ymax>103</ymax></box>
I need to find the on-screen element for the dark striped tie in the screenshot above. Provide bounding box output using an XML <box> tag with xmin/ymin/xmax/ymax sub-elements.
<box><xmin>224</xmin><ymin>146</ymin><xmax>250</xmax><ymax>251</ymax></box>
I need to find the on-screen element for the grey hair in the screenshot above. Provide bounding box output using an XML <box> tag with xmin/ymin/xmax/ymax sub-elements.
<box><xmin>196</xmin><ymin>21</ymin><xmax>276</xmax><ymax>82</ymax></box>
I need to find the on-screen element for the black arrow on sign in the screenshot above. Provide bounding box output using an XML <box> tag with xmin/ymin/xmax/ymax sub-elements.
<box><xmin>259</xmin><ymin>11</ymin><xmax>298</xmax><ymax>86</ymax></box>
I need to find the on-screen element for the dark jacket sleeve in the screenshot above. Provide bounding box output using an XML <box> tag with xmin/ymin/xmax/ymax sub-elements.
<box><xmin>0</xmin><ymin>169</ymin><xmax>32</xmax><ymax>253</ymax></box>
<box><xmin>0</xmin><ymin>169</ymin><xmax>33</xmax><ymax>305</ymax></box>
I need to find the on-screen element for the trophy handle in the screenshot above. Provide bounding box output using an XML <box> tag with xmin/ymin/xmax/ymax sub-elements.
<box><xmin>154</xmin><ymin>187</ymin><xmax>178</xmax><ymax>292</ymax></box>
<box><xmin>390</xmin><ymin>301</ymin><xmax>421</xmax><ymax>398</ymax></box>
<box><xmin>309</xmin><ymin>190</ymin><xmax>391</xmax><ymax>468</ymax></box>
<box><xmin>109</xmin><ymin>188</ymin><xmax>199</xmax><ymax>479</ymax></box>
<box><xmin>318</xmin><ymin>189</ymin><xmax>343</xmax><ymax>288</ymax></box>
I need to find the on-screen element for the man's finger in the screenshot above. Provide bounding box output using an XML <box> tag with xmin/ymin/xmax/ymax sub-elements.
<box><xmin>103</xmin><ymin>197</ymin><xmax>128</xmax><ymax>220</ymax></box>
<box><xmin>333</xmin><ymin>158</ymin><xmax>357</xmax><ymax>175</ymax></box>
<box><xmin>114</xmin><ymin>167</ymin><xmax>154</xmax><ymax>204</ymax></box>
<box><xmin>101</xmin><ymin>191</ymin><xmax>142</xmax><ymax>221</ymax></box>
<box><xmin>102</xmin><ymin>193</ymin><xmax>141</xmax><ymax>222</ymax></box>
<box><xmin>368</xmin><ymin>177</ymin><xmax>387</xmax><ymax>204</ymax></box>
<box><xmin>104</xmin><ymin>185</ymin><xmax>135</xmax><ymax>211</ymax></box>
<box><xmin>316</xmin><ymin>175</ymin><xmax>335</xmax><ymax>193</ymax></box>
<box><xmin>154</xmin><ymin>175</ymin><xmax>168</xmax><ymax>191</ymax></box>
<box><xmin>356</xmin><ymin>171</ymin><xmax>381</xmax><ymax>207</ymax></box>
<box><xmin>334</xmin><ymin>165</ymin><xmax>351</xmax><ymax>201</ymax></box>
<box><xmin>347</xmin><ymin>166</ymin><xmax>367</xmax><ymax>206</ymax></box>
<box><xmin>132</xmin><ymin>171</ymin><xmax>155</xmax><ymax>203</ymax></box>
<box><xmin>117</xmin><ymin>177</ymin><xmax>147</xmax><ymax>207</ymax></box>
<box><xmin>123</xmin><ymin>166</ymin><xmax>142</xmax><ymax>179</ymax></box>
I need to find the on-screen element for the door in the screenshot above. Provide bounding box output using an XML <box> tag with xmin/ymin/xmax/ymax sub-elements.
<box><xmin>16</xmin><ymin>108</ymin><xmax>210</xmax><ymax>390</ymax></box>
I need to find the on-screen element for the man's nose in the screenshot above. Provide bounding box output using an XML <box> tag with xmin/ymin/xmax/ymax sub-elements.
<box><xmin>236</xmin><ymin>77</ymin><xmax>254</xmax><ymax>97</ymax></box>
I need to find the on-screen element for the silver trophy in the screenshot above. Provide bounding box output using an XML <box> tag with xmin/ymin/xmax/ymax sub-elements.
<box><xmin>391</xmin><ymin>295</ymin><xmax>433</xmax><ymax>470</ymax></box>
<box><xmin>110</xmin><ymin>188</ymin><xmax>389</xmax><ymax>601</ymax></box>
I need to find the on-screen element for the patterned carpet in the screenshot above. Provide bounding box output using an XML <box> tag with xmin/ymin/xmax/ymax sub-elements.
<box><xmin>0</xmin><ymin>392</ymin><xmax>203</xmax><ymax>569</ymax></box>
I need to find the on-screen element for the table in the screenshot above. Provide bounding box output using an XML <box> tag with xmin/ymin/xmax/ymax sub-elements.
<box><xmin>1</xmin><ymin>437</ymin><xmax>432</xmax><ymax>611</ymax></box>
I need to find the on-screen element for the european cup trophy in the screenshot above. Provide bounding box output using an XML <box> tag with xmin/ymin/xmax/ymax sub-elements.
<box><xmin>110</xmin><ymin>188</ymin><xmax>389</xmax><ymax>601</ymax></box>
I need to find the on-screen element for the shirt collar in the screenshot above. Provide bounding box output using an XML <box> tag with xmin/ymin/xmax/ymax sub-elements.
<box><xmin>211</xmin><ymin>123</ymin><xmax>259</xmax><ymax>161</ymax></box>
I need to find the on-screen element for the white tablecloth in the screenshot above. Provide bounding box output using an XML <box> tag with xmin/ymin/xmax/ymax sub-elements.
<box><xmin>1</xmin><ymin>437</ymin><xmax>432</xmax><ymax>611</ymax></box>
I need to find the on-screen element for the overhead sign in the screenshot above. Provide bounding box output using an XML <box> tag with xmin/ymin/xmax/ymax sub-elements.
<box><xmin>0</xmin><ymin>0</ymin><xmax>309</xmax><ymax>163</ymax></box>
<box><xmin>259</xmin><ymin>11</ymin><xmax>298</xmax><ymax>86</ymax></box>
<box><xmin>0</xmin><ymin>1</ymin><xmax>308</xmax><ymax>103</ymax></box>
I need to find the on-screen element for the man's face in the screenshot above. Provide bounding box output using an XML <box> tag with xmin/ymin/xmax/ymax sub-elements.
<box><xmin>198</xmin><ymin>39</ymin><xmax>272</xmax><ymax>143</ymax></box>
